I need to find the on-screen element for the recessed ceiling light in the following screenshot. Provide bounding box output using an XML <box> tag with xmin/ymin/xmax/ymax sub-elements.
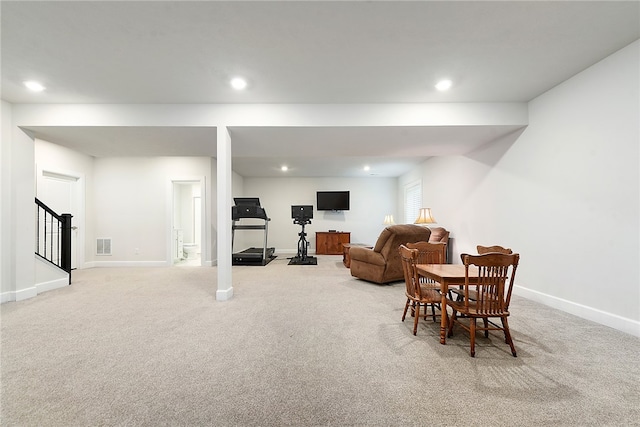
<box><xmin>24</xmin><ymin>80</ymin><xmax>45</xmax><ymax>92</ymax></box>
<box><xmin>281</xmin><ymin>165</ymin><xmax>288</xmax><ymax>172</ymax></box>
<box><xmin>230</xmin><ymin>77</ymin><xmax>247</xmax><ymax>90</ymax></box>
<box><xmin>435</xmin><ymin>79</ymin><xmax>452</xmax><ymax>91</ymax></box>
<box><xmin>363</xmin><ymin>165</ymin><xmax>370</xmax><ymax>171</ymax></box>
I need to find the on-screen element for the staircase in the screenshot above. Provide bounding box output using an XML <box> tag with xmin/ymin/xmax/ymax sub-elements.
<box><xmin>35</xmin><ymin>198</ymin><xmax>73</xmax><ymax>284</ymax></box>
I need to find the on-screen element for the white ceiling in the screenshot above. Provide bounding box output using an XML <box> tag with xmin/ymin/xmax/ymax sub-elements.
<box><xmin>3</xmin><ymin>1</ymin><xmax>639</xmax><ymax>177</ymax></box>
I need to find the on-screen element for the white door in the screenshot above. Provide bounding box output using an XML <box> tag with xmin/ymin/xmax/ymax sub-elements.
<box><xmin>37</xmin><ymin>171</ymin><xmax>81</xmax><ymax>269</ymax></box>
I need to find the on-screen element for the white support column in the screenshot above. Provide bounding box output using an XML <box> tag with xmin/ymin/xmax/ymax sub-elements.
<box><xmin>6</xmin><ymin>122</ymin><xmax>37</xmax><ymax>301</ymax></box>
<box><xmin>216</xmin><ymin>126</ymin><xmax>233</xmax><ymax>301</ymax></box>
<box><xmin>0</xmin><ymin>101</ymin><xmax>13</xmax><ymax>302</ymax></box>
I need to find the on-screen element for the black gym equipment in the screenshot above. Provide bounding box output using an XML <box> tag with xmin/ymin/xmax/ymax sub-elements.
<box><xmin>231</xmin><ymin>198</ymin><xmax>276</xmax><ymax>266</ymax></box>
<box><xmin>288</xmin><ymin>205</ymin><xmax>317</xmax><ymax>265</ymax></box>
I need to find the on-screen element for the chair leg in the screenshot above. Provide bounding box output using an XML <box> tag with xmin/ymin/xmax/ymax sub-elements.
<box><xmin>501</xmin><ymin>317</ymin><xmax>517</xmax><ymax>357</ymax></box>
<box><xmin>431</xmin><ymin>303</ymin><xmax>437</xmax><ymax>322</ymax></box>
<box><xmin>402</xmin><ymin>298</ymin><xmax>410</xmax><ymax>322</ymax></box>
<box><xmin>413</xmin><ymin>302</ymin><xmax>421</xmax><ymax>335</ymax></box>
<box><xmin>470</xmin><ymin>318</ymin><xmax>476</xmax><ymax>357</ymax></box>
<box><xmin>483</xmin><ymin>318</ymin><xmax>489</xmax><ymax>338</ymax></box>
<box><xmin>447</xmin><ymin>309</ymin><xmax>457</xmax><ymax>337</ymax></box>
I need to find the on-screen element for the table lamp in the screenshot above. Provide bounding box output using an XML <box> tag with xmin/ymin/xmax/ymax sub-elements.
<box><xmin>414</xmin><ymin>208</ymin><xmax>436</xmax><ymax>226</ymax></box>
<box><xmin>383</xmin><ymin>214</ymin><xmax>395</xmax><ymax>225</ymax></box>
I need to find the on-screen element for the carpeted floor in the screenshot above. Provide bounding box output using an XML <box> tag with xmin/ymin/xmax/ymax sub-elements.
<box><xmin>1</xmin><ymin>255</ymin><xmax>639</xmax><ymax>426</ymax></box>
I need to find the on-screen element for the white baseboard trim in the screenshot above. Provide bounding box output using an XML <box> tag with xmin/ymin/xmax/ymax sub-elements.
<box><xmin>216</xmin><ymin>286</ymin><xmax>234</xmax><ymax>301</ymax></box>
<box><xmin>89</xmin><ymin>260</ymin><xmax>168</xmax><ymax>268</ymax></box>
<box><xmin>514</xmin><ymin>285</ymin><xmax>640</xmax><ymax>337</ymax></box>
<box><xmin>14</xmin><ymin>286</ymin><xmax>38</xmax><ymax>302</ymax></box>
<box><xmin>37</xmin><ymin>277</ymin><xmax>69</xmax><ymax>294</ymax></box>
<box><xmin>277</xmin><ymin>250</ymin><xmax>299</xmax><ymax>256</ymax></box>
<box><xmin>86</xmin><ymin>260</ymin><xmax>216</xmax><ymax>267</ymax></box>
<box><xmin>275</xmin><ymin>250</ymin><xmax>318</xmax><ymax>256</ymax></box>
<box><xmin>1</xmin><ymin>291</ymin><xmax>14</xmax><ymax>303</ymax></box>
<box><xmin>1</xmin><ymin>280</ymin><xmax>69</xmax><ymax>303</ymax></box>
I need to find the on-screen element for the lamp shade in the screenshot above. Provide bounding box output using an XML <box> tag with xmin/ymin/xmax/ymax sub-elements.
<box><xmin>414</xmin><ymin>208</ymin><xmax>436</xmax><ymax>225</ymax></box>
<box><xmin>383</xmin><ymin>214</ymin><xmax>395</xmax><ymax>225</ymax></box>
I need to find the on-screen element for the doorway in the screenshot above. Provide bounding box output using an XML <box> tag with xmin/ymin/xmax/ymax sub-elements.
<box><xmin>171</xmin><ymin>179</ymin><xmax>204</xmax><ymax>266</ymax></box>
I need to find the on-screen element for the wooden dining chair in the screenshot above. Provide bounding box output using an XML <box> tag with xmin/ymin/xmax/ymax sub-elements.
<box><xmin>446</xmin><ymin>252</ymin><xmax>520</xmax><ymax>357</ymax></box>
<box><xmin>398</xmin><ymin>245</ymin><xmax>443</xmax><ymax>335</ymax></box>
<box><xmin>452</xmin><ymin>245</ymin><xmax>514</xmax><ymax>303</ymax></box>
<box><xmin>476</xmin><ymin>245</ymin><xmax>513</xmax><ymax>255</ymax></box>
<box><xmin>407</xmin><ymin>241</ymin><xmax>450</xmax><ymax>303</ymax></box>
<box><xmin>407</xmin><ymin>241</ymin><xmax>447</xmax><ymax>265</ymax></box>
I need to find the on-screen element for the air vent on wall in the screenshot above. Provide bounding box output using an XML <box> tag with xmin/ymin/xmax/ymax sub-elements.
<box><xmin>96</xmin><ymin>238</ymin><xmax>112</xmax><ymax>256</ymax></box>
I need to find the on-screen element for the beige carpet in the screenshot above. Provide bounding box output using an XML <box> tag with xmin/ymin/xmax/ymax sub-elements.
<box><xmin>2</xmin><ymin>255</ymin><xmax>639</xmax><ymax>426</ymax></box>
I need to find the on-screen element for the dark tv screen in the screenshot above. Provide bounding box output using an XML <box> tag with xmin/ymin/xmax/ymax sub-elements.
<box><xmin>291</xmin><ymin>205</ymin><xmax>313</xmax><ymax>220</ymax></box>
<box><xmin>317</xmin><ymin>191</ymin><xmax>350</xmax><ymax>211</ymax></box>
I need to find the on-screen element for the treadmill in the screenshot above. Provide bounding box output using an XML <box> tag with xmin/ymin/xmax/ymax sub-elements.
<box><xmin>231</xmin><ymin>198</ymin><xmax>276</xmax><ymax>266</ymax></box>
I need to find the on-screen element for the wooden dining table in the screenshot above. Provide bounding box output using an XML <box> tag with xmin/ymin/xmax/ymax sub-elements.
<box><xmin>416</xmin><ymin>264</ymin><xmax>479</xmax><ymax>344</ymax></box>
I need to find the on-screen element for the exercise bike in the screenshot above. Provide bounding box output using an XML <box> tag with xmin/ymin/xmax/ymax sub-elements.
<box><xmin>289</xmin><ymin>205</ymin><xmax>317</xmax><ymax>265</ymax></box>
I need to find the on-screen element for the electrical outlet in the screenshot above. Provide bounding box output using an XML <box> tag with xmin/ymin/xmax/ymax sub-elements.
<box><xmin>134</xmin><ymin>248</ymin><xmax>139</xmax><ymax>255</ymax></box>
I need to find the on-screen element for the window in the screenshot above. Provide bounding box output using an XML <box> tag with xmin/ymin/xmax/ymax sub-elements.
<box><xmin>404</xmin><ymin>181</ymin><xmax>421</xmax><ymax>224</ymax></box>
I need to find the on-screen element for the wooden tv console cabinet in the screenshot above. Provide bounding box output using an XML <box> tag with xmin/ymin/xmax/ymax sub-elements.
<box><xmin>315</xmin><ymin>231</ymin><xmax>350</xmax><ymax>255</ymax></box>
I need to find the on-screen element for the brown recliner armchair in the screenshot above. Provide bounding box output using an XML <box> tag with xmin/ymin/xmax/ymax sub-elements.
<box><xmin>428</xmin><ymin>226</ymin><xmax>450</xmax><ymax>261</ymax></box>
<box><xmin>350</xmin><ymin>224</ymin><xmax>432</xmax><ymax>284</ymax></box>
<box><xmin>428</xmin><ymin>227</ymin><xmax>449</xmax><ymax>245</ymax></box>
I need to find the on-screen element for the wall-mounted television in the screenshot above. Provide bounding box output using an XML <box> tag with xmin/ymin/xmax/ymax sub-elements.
<box><xmin>317</xmin><ymin>191</ymin><xmax>350</xmax><ymax>211</ymax></box>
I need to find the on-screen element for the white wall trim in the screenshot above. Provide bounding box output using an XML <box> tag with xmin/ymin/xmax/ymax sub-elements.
<box><xmin>0</xmin><ymin>284</ymin><xmax>62</xmax><ymax>304</ymax></box>
<box><xmin>275</xmin><ymin>250</ymin><xmax>301</xmax><ymax>257</ymax></box>
<box><xmin>514</xmin><ymin>285</ymin><xmax>640</xmax><ymax>337</ymax></box>
<box><xmin>0</xmin><ymin>292</ymin><xmax>14</xmax><ymax>303</ymax></box>
<box><xmin>13</xmin><ymin>103</ymin><xmax>529</xmax><ymax>128</ymax></box>
<box><xmin>90</xmin><ymin>261</ymin><xmax>168</xmax><ymax>268</ymax></box>
<box><xmin>85</xmin><ymin>260</ymin><xmax>215</xmax><ymax>268</ymax></box>
<box><xmin>216</xmin><ymin>286</ymin><xmax>234</xmax><ymax>301</ymax></box>
<box><xmin>37</xmin><ymin>277</ymin><xmax>69</xmax><ymax>294</ymax></box>
<box><xmin>15</xmin><ymin>286</ymin><xmax>38</xmax><ymax>302</ymax></box>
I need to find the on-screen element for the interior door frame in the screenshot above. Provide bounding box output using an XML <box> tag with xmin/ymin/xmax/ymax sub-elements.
<box><xmin>36</xmin><ymin>166</ymin><xmax>86</xmax><ymax>270</ymax></box>
<box><xmin>167</xmin><ymin>176</ymin><xmax>206</xmax><ymax>266</ymax></box>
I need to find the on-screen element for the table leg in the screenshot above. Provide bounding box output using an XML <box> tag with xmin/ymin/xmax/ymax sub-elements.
<box><xmin>440</xmin><ymin>284</ymin><xmax>448</xmax><ymax>344</ymax></box>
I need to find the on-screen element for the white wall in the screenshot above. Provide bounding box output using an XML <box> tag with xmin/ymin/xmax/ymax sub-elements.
<box><xmin>33</xmin><ymin>142</ymin><xmax>218</xmax><ymax>268</ymax></box>
<box><xmin>401</xmin><ymin>41</ymin><xmax>639</xmax><ymax>335</ymax></box>
<box><xmin>34</xmin><ymin>139</ymin><xmax>95</xmax><ymax>268</ymax></box>
<box><xmin>92</xmin><ymin>157</ymin><xmax>213</xmax><ymax>266</ymax></box>
<box><xmin>242</xmin><ymin>177</ymin><xmax>397</xmax><ymax>253</ymax></box>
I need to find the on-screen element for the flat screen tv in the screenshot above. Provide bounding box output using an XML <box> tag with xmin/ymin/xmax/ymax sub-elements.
<box><xmin>291</xmin><ymin>205</ymin><xmax>313</xmax><ymax>220</ymax></box>
<box><xmin>317</xmin><ymin>191</ymin><xmax>350</xmax><ymax>211</ymax></box>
